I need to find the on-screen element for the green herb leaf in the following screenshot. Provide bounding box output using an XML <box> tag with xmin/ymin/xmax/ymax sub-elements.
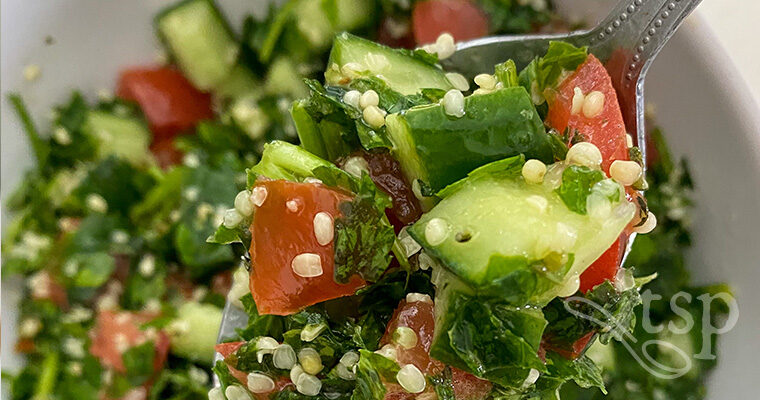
<box><xmin>556</xmin><ymin>165</ymin><xmax>605</xmax><ymax>214</ymax></box>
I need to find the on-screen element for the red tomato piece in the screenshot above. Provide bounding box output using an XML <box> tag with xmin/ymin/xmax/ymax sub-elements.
<box><xmin>89</xmin><ymin>310</ymin><xmax>169</xmax><ymax>374</ymax></box>
<box><xmin>547</xmin><ymin>55</ymin><xmax>633</xmax><ymax>291</ymax></box>
<box><xmin>380</xmin><ymin>299</ymin><xmax>492</xmax><ymax>399</ymax></box>
<box><xmin>149</xmin><ymin>138</ymin><xmax>183</xmax><ymax>169</ymax></box>
<box><xmin>412</xmin><ymin>0</ymin><xmax>489</xmax><ymax>45</ymax></box>
<box><xmin>249</xmin><ymin>180</ymin><xmax>366</xmax><ymax>315</ymax></box>
<box><xmin>117</xmin><ymin>67</ymin><xmax>213</xmax><ymax>140</ymax></box>
<box><xmin>546</xmin><ymin>54</ymin><xmax>629</xmax><ymax>173</ymax></box>
<box><xmin>376</xmin><ymin>17</ymin><xmax>416</xmax><ymax>49</ymax></box>
<box><xmin>543</xmin><ymin>331</ymin><xmax>596</xmax><ymax>360</ymax></box>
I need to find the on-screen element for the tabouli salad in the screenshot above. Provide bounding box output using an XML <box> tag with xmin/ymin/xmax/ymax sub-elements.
<box><xmin>2</xmin><ymin>1</ymin><xmax>730</xmax><ymax>400</ymax></box>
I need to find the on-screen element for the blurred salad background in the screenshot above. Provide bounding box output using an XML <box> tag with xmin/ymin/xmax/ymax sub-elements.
<box><xmin>0</xmin><ymin>1</ymin><xmax>733</xmax><ymax>399</ymax></box>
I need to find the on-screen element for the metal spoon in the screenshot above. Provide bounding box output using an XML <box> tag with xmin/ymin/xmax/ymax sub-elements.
<box><xmin>213</xmin><ymin>0</ymin><xmax>701</xmax><ymax>385</ymax></box>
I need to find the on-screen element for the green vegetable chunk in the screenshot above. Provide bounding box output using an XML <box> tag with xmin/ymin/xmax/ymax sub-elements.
<box><xmin>409</xmin><ymin>157</ymin><xmax>635</xmax><ymax>303</ymax></box>
<box><xmin>168</xmin><ymin>301</ymin><xmax>223</xmax><ymax>365</ymax></box>
<box><xmin>386</xmin><ymin>87</ymin><xmax>555</xmax><ymax>195</ymax></box>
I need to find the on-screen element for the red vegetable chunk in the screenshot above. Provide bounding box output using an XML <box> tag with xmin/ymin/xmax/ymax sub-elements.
<box><xmin>412</xmin><ymin>0</ymin><xmax>489</xmax><ymax>45</ymax></box>
<box><xmin>117</xmin><ymin>66</ymin><xmax>213</xmax><ymax>140</ymax></box>
<box><xmin>248</xmin><ymin>180</ymin><xmax>365</xmax><ymax>315</ymax></box>
<box><xmin>89</xmin><ymin>310</ymin><xmax>169</xmax><ymax>374</ymax></box>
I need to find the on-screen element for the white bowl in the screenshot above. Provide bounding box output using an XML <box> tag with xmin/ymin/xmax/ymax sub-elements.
<box><xmin>2</xmin><ymin>1</ymin><xmax>760</xmax><ymax>398</ymax></box>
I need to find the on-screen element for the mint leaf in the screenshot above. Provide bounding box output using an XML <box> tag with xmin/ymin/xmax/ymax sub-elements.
<box><xmin>333</xmin><ymin>174</ymin><xmax>395</xmax><ymax>284</ymax></box>
<box><xmin>556</xmin><ymin>165</ymin><xmax>605</xmax><ymax>214</ymax></box>
<box><xmin>536</xmin><ymin>41</ymin><xmax>588</xmax><ymax>91</ymax></box>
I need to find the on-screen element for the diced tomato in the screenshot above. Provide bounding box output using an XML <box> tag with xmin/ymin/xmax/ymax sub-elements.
<box><xmin>546</xmin><ymin>54</ymin><xmax>629</xmax><ymax>173</ymax></box>
<box><xmin>149</xmin><ymin>138</ymin><xmax>183</xmax><ymax>169</ymax></box>
<box><xmin>117</xmin><ymin>66</ymin><xmax>213</xmax><ymax>140</ymax></box>
<box><xmin>579</xmin><ymin>233</ymin><xmax>628</xmax><ymax>293</ymax></box>
<box><xmin>380</xmin><ymin>299</ymin><xmax>492</xmax><ymax>399</ymax></box>
<box><xmin>249</xmin><ymin>180</ymin><xmax>366</xmax><ymax>315</ymax></box>
<box><xmin>89</xmin><ymin>310</ymin><xmax>169</xmax><ymax>374</ymax></box>
<box><xmin>543</xmin><ymin>331</ymin><xmax>596</xmax><ymax>360</ymax></box>
<box><xmin>354</xmin><ymin>151</ymin><xmax>422</xmax><ymax>232</ymax></box>
<box><xmin>547</xmin><ymin>55</ymin><xmax>633</xmax><ymax>292</ymax></box>
<box><xmin>15</xmin><ymin>338</ymin><xmax>35</xmax><ymax>354</ymax></box>
<box><xmin>412</xmin><ymin>0</ymin><xmax>489</xmax><ymax>45</ymax></box>
<box><xmin>215</xmin><ymin>341</ymin><xmax>293</xmax><ymax>399</ymax></box>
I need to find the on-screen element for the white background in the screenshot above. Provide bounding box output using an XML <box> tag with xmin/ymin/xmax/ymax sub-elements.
<box><xmin>701</xmin><ymin>1</ymin><xmax>760</xmax><ymax>104</ymax></box>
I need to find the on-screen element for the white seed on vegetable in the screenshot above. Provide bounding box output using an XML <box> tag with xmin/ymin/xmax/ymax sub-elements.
<box><xmin>582</xmin><ymin>91</ymin><xmax>605</xmax><ymax>118</ymax></box>
<box><xmin>633</xmin><ymin>211</ymin><xmax>658</xmax><ymax>234</ymax></box>
<box><xmin>411</xmin><ymin>180</ymin><xmax>424</xmax><ymax>200</ymax></box>
<box><xmin>223</xmin><ymin>208</ymin><xmax>244</xmax><ymax>228</ymax></box>
<box><xmin>291</xmin><ymin>253</ymin><xmax>323</xmax><ymax>278</ymax></box>
<box><xmin>250</xmin><ymin>186</ymin><xmax>268</xmax><ymax>207</ymax></box>
<box><xmin>571</xmin><ymin>87</ymin><xmax>585</xmax><ymax>115</ymax></box>
<box><xmin>435</xmin><ymin>33</ymin><xmax>456</xmax><ymax>59</ymax></box>
<box><xmin>374</xmin><ymin>344</ymin><xmax>398</xmax><ymax>361</ymax></box>
<box><xmin>397</xmin><ymin>364</ymin><xmax>426</xmax><ymax>393</ymax></box>
<box><xmin>359</xmin><ymin>90</ymin><xmax>380</xmax><ymax>109</ymax></box>
<box><xmin>229</xmin><ymin>265</ymin><xmax>250</xmax><ymax>309</ymax></box>
<box><xmin>392</xmin><ymin>327</ymin><xmax>418</xmax><ymax>349</ymax></box>
<box><xmin>442</xmin><ymin>89</ymin><xmax>465</xmax><ymax>118</ymax></box>
<box><xmin>343</xmin><ymin>156</ymin><xmax>370</xmax><ymax>178</ymax></box>
<box><xmin>225</xmin><ymin>385</ymin><xmax>253</xmax><ymax>400</ymax></box>
<box><xmin>86</xmin><ymin>194</ymin><xmax>108</xmax><ymax>213</ymax></box>
<box><xmin>183</xmin><ymin>153</ymin><xmax>200</xmax><ymax>168</ymax></box>
<box><xmin>304</xmin><ymin>177</ymin><xmax>323</xmax><ymax>184</ymax></box>
<box><xmin>341</xmin><ymin>62</ymin><xmax>364</xmax><ymax>79</ymax></box>
<box><xmin>290</xmin><ymin>364</ymin><xmax>305</xmax><ymax>384</ymax></box>
<box><xmin>626</xmin><ymin>133</ymin><xmax>634</xmax><ymax>148</ymax></box>
<box><xmin>340</xmin><ymin>351</ymin><xmax>360</xmax><ymax>367</ymax></box>
<box><xmin>566</xmin><ymin>142</ymin><xmax>603</xmax><ymax>168</ymax></box>
<box><xmin>336</xmin><ymin>363</ymin><xmax>357</xmax><ymax>380</ymax></box>
<box><xmin>343</xmin><ymin>90</ymin><xmax>362</xmax><ymax>108</ymax></box>
<box><xmin>286</xmin><ymin>198</ymin><xmax>302</xmax><ymax>213</ymax></box>
<box><xmin>525</xmin><ymin>195</ymin><xmax>549</xmax><ymax>213</ymax></box>
<box><xmin>312</xmin><ymin>212</ymin><xmax>334</xmax><ymax>246</ymax></box>
<box><xmin>19</xmin><ymin>318</ymin><xmax>42</xmax><ymax>338</ymax></box>
<box><xmin>301</xmin><ymin>322</ymin><xmax>328</xmax><ymax>342</ymax></box>
<box><xmin>208</xmin><ymin>387</ymin><xmax>224</xmax><ymax>400</ymax></box>
<box><xmin>424</xmin><ymin>218</ymin><xmax>448</xmax><ymax>246</ymax></box>
<box><xmin>247</xmin><ymin>372</ymin><xmax>275</xmax><ymax>393</ymax></box>
<box><xmin>522</xmin><ymin>369</ymin><xmax>541</xmax><ymax>388</ymax></box>
<box><xmin>405</xmin><ymin>293</ymin><xmax>433</xmax><ymax>304</ymax></box>
<box><xmin>296</xmin><ymin>373</ymin><xmax>322</xmax><ymax>396</ymax></box>
<box><xmin>114</xmin><ymin>334</ymin><xmax>129</xmax><ymax>354</ymax></box>
<box><xmin>256</xmin><ymin>336</ymin><xmax>279</xmax><ymax>352</ymax></box>
<box><xmin>363</xmin><ymin>105</ymin><xmax>387</xmax><ymax>128</ymax></box>
<box><xmin>299</xmin><ymin>347</ymin><xmax>324</xmax><ymax>375</ymax></box>
<box><xmin>53</xmin><ymin>127</ymin><xmax>72</xmax><ymax>145</ymax></box>
<box><xmin>445</xmin><ymin>72</ymin><xmax>470</xmax><ymax>91</ymax></box>
<box><xmin>609</xmin><ymin>160</ymin><xmax>642</xmax><ymax>186</ymax></box>
<box><xmin>234</xmin><ymin>190</ymin><xmax>254</xmax><ymax>217</ymax></box>
<box><xmin>474</xmin><ymin>74</ymin><xmax>496</xmax><ymax>90</ymax></box>
<box><xmin>472</xmin><ymin>88</ymin><xmax>492</xmax><ymax>96</ymax></box>
<box><xmin>365</xmin><ymin>53</ymin><xmax>390</xmax><ymax>71</ymax></box>
<box><xmin>273</xmin><ymin>344</ymin><xmax>297</xmax><ymax>369</ymax></box>
<box><xmin>68</xmin><ymin>361</ymin><xmax>83</xmax><ymax>377</ymax></box>
<box><xmin>522</xmin><ymin>159</ymin><xmax>547</xmax><ymax>184</ymax></box>
<box><xmin>138</xmin><ymin>254</ymin><xmax>156</xmax><ymax>277</ymax></box>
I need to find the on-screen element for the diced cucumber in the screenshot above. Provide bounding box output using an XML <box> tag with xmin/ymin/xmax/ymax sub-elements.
<box><xmin>330</xmin><ymin>0</ymin><xmax>376</xmax><ymax>31</ymax></box>
<box><xmin>83</xmin><ymin>111</ymin><xmax>151</xmax><ymax>167</ymax></box>
<box><xmin>157</xmin><ymin>0</ymin><xmax>238</xmax><ymax>90</ymax></box>
<box><xmin>251</xmin><ymin>140</ymin><xmax>336</xmax><ymax>181</ymax></box>
<box><xmin>214</xmin><ymin>64</ymin><xmax>261</xmax><ymax>100</ymax></box>
<box><xmin>169</xmin><ymin>301</ymin><xmax>223</xmax><ymax>365</ymax></box>
<box><xmin>385</xmin><ymin>87</ymin><xmax>555</xmax><ymax>194</ymax></box>
<box><xmin>325</xmin><ymin>33</ymin><xmax>453</xmax><ymax>95</ymax></box>
<box><xmin>265</xmin><ymin>57</ymin><xmax>309</xmax><ymax>99</ymax></box>
<box><xmin>291</xmin><ymin>101</ymin><xmax>329</xmax><ymax>160</ymax></box>
<box><xmin>408</xmin><ymin>158</ymin><xmax>635</xmax><ymax>304</ymax></box>
<box><xmin>293</xmin><ymin>0</ymin><xmax>335</xmax><ymax>50</ymax></box>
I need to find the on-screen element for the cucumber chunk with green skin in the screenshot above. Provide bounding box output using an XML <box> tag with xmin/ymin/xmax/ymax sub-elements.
<box><xmin>386</xmin><ymin>87</ymin><xmax>555</xmax><ymax>195</ymax></box>
<box><xmin>325</xmin><ymin>33</ymin><xmax>453</xmax><ymax>95</ymax></box>
<box><xmin>83</xmin><ymin>111</ymin><xmax>151</xmax><ymax>167</ymax></box>
<box><xmin>157</xmin><ymin>0</ymin><xmax>238</xmax><ymax>90</ymax></box>
<box><xmin>408</xmin><ymin>157</ymin><xmax>635</xmax><ymax>304</ymax></box>
<box><xmin>169</xmin><ymin>301</ymin><xmax>223</xmax><ymax>365</ymax></box>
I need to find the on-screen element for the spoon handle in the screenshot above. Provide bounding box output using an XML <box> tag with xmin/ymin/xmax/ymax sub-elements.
<box><xmin>585</xmin><ymin>0</ymin><xmax>702</xmax><ymax>154</ymax></box>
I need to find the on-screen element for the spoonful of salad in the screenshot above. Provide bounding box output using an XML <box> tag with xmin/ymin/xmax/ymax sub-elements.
<box><xmin>209</xmin><ymin>0</ymin><xmax>700</xmax><ymax>396</ymax></box>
